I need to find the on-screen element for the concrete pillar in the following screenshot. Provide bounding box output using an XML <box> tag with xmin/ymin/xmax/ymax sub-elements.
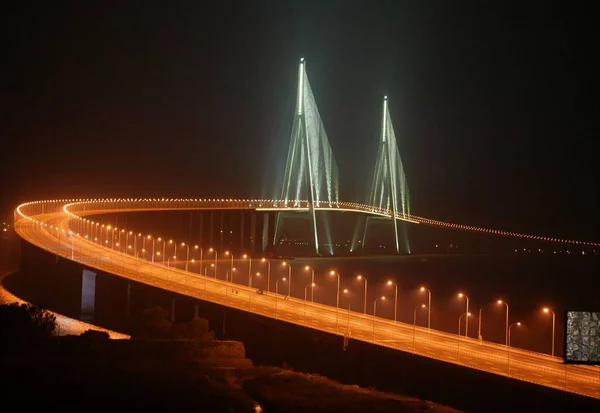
<box><xmin>81</xmin><ymin>268</ymin><xmax>96</xmax><ymax>322</ymax></box>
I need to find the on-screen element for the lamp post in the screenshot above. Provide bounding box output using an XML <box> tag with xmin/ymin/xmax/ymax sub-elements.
<box><xmin>209</xmin><ymin>248</ymin><xmax>217</xmax><ymax>278</ymax></box>
<box><xmin>168</xmin><ymin>239</ymin><xmax>175</xmax><ymax>262</ymax></box>
<box><xmin>224</xmin><ymin>251</ymin><xmax>234</xmax><ymax>282</ymax></box>
<box><xmin>458</xmin><ymin>293</ymin><xmax>470</xmax><ymax>337</ymax></box>
<box><xmin>336</xmin><ymin>288</ymin><xmax>348</xmax><ymax>331</ymax></box>
<box><xmin>244</xmin><ymin>254</ymin><xmax>252</xmax><ymax>287</ymax></box>
<box><xmin>261</xmin><ymin>258</ymin><xmax>271</xmax><ymax>293</ymax></box>
<box><xmin>543</xmin><ymin>307</ymin><xmax>556</xmax><ymax>357</ymax></box>
<box><xmin>168</xmin><ymin>255</ymin><xmax>176</xmax><ymax>268</ymax></box>
<box><xmin>204</xmin><ymin>263</ymin><xmax>214</xmax><ymax>277</ymax></box>
<box><xmin>507</xmin><ymin>322</ymin><xmax>522</xmax><ymax>375</ymax></box>
<box><xmin>497</xmin><ymin>300</ymin><xmax>509</xmax><ymax>346</ymax></box>
<box><xmin>413</xmin><ymin>304</ymin><xmax>426</xmax><ymax>352</ymax></box>
<box><xmin>420</xmin><ymin>286</ymin><xmax>432</xmax><ymax>329</ymax></box>
<box><xmin>387</xmin><ymin>280</ymin><xmax>399</xmax><ymax>321</ymax></box>
<box><xmin>276</xmin><ymin>277</ymin><xmax>287</xmax><ymax>294</ymax></box>
<box><xmin>329</xmin><ymin>270</ymin><xmax>340</xmax><ymax>309</ymax></box>
<box><xmin>304</xmin><ymin>265</ymin><xmax>315</xmax><ymax>301</ymax></box>
<box><xmin>457</xmin><ymin>312</ymin><xmax>471</xmax><ymax>362</ymax></box>
<box><xmin>304</xmin><ymin>283</ymin><xmax>315</xmax><ymax>325</ymax></box>
<box><xmin>156</xmin><ymin>237</ymin><xmax>166</xmax><ymax>265</ymax></box>
<box><xmin>458</xmin><ymin>312</ymin><xmax>471</xmax><ymax>336</ymax></box>
<box><xmin>194</xmin><ymin>245</ymin><xmax>202</xmax><ymax>274</ymax></box>
<box><xmin>282</xmin><ymin>261</ymin><xmax>292</xmax><ymax>296</ymax></box>
<box><xmin>373</xmin><ymin>296</ymin><xmax>386</xmax><ymax>338</ymax></box>
<box><xmin>357</xmin><ymin>275</ymin><xmax>368</xmax><ymax>315</ymax></box>
<box><xmin>126</xmin><ymin>231</ymin><xmax>132</xmax><ymax>254</ymax></box>
<box><xmin>182</xmin><ymin>243</ymin><xmax>190</xmax><ymax>271</ymax></box>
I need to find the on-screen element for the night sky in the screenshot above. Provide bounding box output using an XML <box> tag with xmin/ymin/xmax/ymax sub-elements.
<box><xmin>3</xmin><ymin>2</ymin><xmax>598</xmax><ymax>241</ymax></box>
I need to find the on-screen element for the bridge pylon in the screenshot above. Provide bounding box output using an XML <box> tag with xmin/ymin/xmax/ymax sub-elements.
<box><xmin>364</xmin><ymin>96</ymin><xmax>411</xmax><ymax>253</ymax></box>
<box><xmin>278</xmin><ymin>58</ymin><xmax>339</xmax><ymax>255</ymax></box>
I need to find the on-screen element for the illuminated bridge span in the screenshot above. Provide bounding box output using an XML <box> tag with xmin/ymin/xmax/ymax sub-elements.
<box><xmin>20</xmin><ymin>197</ymin><xmax>600</xmax><ymax>248</ymax></box>
<box><xmin>13</xmin><ymin>199</ymin><xmax>600</xmax><ymax>400</ymax></box>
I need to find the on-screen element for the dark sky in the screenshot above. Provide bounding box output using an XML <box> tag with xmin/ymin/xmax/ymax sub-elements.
<box><xmin>3</xmin><ymin>1</ymin><xmax>598</xmax><ymax>241</ymax></box>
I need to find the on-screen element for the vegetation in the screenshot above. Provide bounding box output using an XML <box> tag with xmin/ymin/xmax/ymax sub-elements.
<box><xmin>0</xmin><ymin>302</ymin><xmax>56</xmax><ymax>342</ymax></box>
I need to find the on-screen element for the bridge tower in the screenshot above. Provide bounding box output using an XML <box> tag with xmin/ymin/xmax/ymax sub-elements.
<box><xmin>279</xmin><ymin>58</ymin><xmax>340</xmax><ymax>255</ymax></box>
<box><xmin>363</xmin><ymin>96</ymin><xmax>411</xmax><ymax>253</ymax></box>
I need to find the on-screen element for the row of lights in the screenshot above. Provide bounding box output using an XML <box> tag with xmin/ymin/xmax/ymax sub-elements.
<box><xmin>15</xmin><ymin>198</ymin><xmax>600</xmax><ymax>248</ymax></box>
<box><xmin>16</xmin><ymin>203</ymin><xmax>561</xmax><ymax>356</ymax></box>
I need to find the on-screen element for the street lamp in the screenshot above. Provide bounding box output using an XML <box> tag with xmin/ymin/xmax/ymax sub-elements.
<box><xmin>167</xmin><ymin>255</ymin><xmax>176</xmax><ymax>268</ymax></box>
<box><xmin>229</xmin><ymin>267</ymin><xmax>237</xmax><ymax>284</ymax></box>
<box><xmin>329</xmin><ymin>270</ymin><xmax>340</xmax><ymax>309</ymax></box>
<box><xmin>336</xmin><ymin>288</ymin><xmax>349</xmax><ymax>331</ymax></box>
<box><xmin>304</xmin><ymin>265</ymin><xmax>315</xmax><ymax>301</ymax></box>
<box><xmin>497</xmin><ymin>300</ymin><xmax>509</xmax><ymax>346</ymax></box>
<box><xmin>304</xmin><ymin>282</ymin><xmax>315</xmax><ymax>301</ymax></box>
<box><xmin>194</xmin><ymin>245</ymin><xmax>202</xmax><ymax>274</ymax></box>
<box><xmin>458</xmin><ymin>293</ymin><xmax>470</xmax><ymax>337</ymax></box>
<box><xmin>387</xmin><ymin>280</ymin><xmax>399</xmax><ymax>321</ymax></box>
<box><xmin>204</xmin><ymin>263</ymin><xmax>214</xmax><ymax>277</ymax></box>
<box><xmin>224</xmin><ymin>251</ymin><xmax>234</xmax><ymax>282</ymax></box>
<box><xmin>543</xmin><ymin>307</ymin><xmax>556</xmax><ymax>357</ymax></box>
<box><xmin>243</xmin><ymin>254</ymin><xmax>252</xmax><ymax>287</ymax></box>
<box><xmin>275</xmin><ymin>277</ymin><xmax>287</xmax><ymax>294</ymax></box>
<box><xmin>181</xmin><ymin>242</ymin><xmax>190</xmax><ymax>271</ymax></box>
<box><xmin>209</xmin><ymin>248</ymin><xmax>217</xmax><ymax>278</ymax></box>
<box><xmin>507</xmin><ymin>321</ymin><xmax>522</xmax><ymax>375</ymax></box>
<box><xmin>282</xmin><ymin>261</ymin><xmax>292</xmax><ymax>296</ymax></box>
<box><xmin>413</xmin><ymin>304</ymin><xmax>426</xmax><ymax>352</ymax></box>
<box><xmin>420</xmin><ymin>286</ymin><xmax>431</xmax><ymax>329</ymax></box>
<box><xmin>508</xmin><ymin>322</ymin><xmax>521</xmax><ymax>347</ymax></box>
<box><xmin>251</xmin><ymin>272</ymin><xmax>261</xmax><ymax>289</ymax></box>
<box><xmin>304</xmin><ymin>282</ymin><xmax>316</xmax><ymax>325</ymax></box>
<box><xmin>261</xmin><ymin>258</ymin><xmax>271</xmax><ymax>293</ymax></box>
<box><xmin>157</xmin><ymin>237</ymin><xmax>165</xmax><ymax>264</ymax></box>
<box><xmin>357</xmin><ymin>275</ymin><xmax>368</xmax><ymax>315</ymax></box>
<box><xmin>373</xmin><ymin>296</ymin><xmax>386</xmax><ymax>338</ymax></box>
<box><xmin>458</xmin><ymin>312</ymin><xmax>472</xmax><ymax>336</ymax></box>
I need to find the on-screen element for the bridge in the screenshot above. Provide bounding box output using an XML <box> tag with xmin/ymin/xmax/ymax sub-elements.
<box><xmin>11</xmin><ymin>58</ymin><xmax>600</xmax><ymax>400</ymax></box>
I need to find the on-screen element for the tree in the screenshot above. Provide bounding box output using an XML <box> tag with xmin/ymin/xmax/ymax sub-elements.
<box><xmin>0</xmin><ymin>302</ymin><xmax>56</xmax><ymax>341</ymax></box>
<box><xmin>133</xmin><ymin>306</ymin><xmax>172</xmax><ymax>339</ymax></box>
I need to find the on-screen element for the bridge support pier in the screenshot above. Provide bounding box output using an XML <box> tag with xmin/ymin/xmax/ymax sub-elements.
<box><xmin>80</xmin><ymin>268</ymin><xmax>96</xmax><ymax>322</ymax></box>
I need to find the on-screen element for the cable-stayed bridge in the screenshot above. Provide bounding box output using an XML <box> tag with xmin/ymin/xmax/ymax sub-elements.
<box><xmin>10</xmin><ymin>59</ymin><xmax>600</xmax><ymax>401</ymax></box>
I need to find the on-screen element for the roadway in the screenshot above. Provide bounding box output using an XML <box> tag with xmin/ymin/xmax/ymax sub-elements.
<box><xmin>14</xmin><ymin>205</ymin><xmax>600</xmax><ymax>400</ymax></box>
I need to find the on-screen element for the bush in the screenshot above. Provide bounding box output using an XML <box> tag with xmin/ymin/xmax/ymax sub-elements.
<box><xmin>0</xmin><ymin>302</ymin><xmax>56</xmax><ymax>341</ymax></box>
